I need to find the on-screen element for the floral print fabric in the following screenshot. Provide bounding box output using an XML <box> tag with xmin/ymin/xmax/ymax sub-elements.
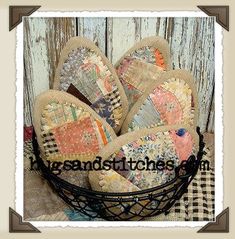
<box><xmin>107</xmin><ymin>128</ymin><xmax>195</xmax><ymax>190</ymax></box>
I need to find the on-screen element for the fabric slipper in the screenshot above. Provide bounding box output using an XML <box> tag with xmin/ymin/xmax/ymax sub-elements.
<box><xmin>115</xmin><ymin>36</ymin><xmax>171</xmax><ymax>108</ymax></box>
<box><xmin>121</xmin><ymin>69</ymin><xmax>198</xmax><ymax>133</ymax></box>
<box><xmin>33</xmin><ymin>90</ymin><xmax>116</xmax><ymax>186</ymax></box>
<box><xmin>90</xmin><ymin>124</ymin><xmax>198</xmax><ymax>190</ymax></box>
<box><xmin>89</xmin><ymin>125</ymin><xmax>198</xmax><ymax>219</ymax></box>
<box><xmin>53</xmin><ymin>37</ymin><xmax>128</xmax><ymax>133</ymax></box>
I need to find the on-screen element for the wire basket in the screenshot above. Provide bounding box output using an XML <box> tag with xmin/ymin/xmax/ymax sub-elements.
<box><xmin>32</xmin><ymin>127</ymin><xmax>205</xmax><ymax>221</ymax></box>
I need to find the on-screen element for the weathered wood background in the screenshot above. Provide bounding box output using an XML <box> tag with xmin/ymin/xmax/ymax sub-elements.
<box><xmin>23</xmin><ymin>17</ymin><xmax>215</xmax><ymax>133</ymax></box>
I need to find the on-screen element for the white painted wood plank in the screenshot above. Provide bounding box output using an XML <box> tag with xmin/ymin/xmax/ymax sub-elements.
<box><xmin>77</xmin><ymin>18</ymin><xmax>106</xmax><ymax>54</ymax></box>
<box><xmin>24</xmin><ymin>18</ymin><xmax>50</xmax><ymax>97</ymax></box>
<box><xmin>141</xmin><ymin>17</ymin><xmax>167</xmax><ymax>39</ymax></box>
<box><xmin>23</xmin><ymin>17</ymin><xmax>76</xmax><ymax>126</ymax></box>
<box><xmin>140</xmin><ymin>17</ymin><xmax>157</xmax><ymax>38</ymax></box>
<box><xmin>155</xmin><ymin>18</ymin><xmax>167</xmax><ymax>38</ymax></box>
<box><xmin>107</xmin><ymin>17</ymin><xmax>141</xmax><ymax>64</ymax></box>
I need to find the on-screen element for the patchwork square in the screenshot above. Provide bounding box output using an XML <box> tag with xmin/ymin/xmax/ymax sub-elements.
<box><xmin>130</xmin><ymin>97</ymin><xmax>163</xmax><ymax>130</ymax></box>
<box><xmin>42</xmin><ymin>102</ymin><xmax>81</xmax><ymax>130</ymax></box>
<box><xmin>52</xmin><ymin>117</ymin><xmax>100</xmax><ymax>154</ymax></box>
<box><xmin>91</xmin><ymin>98</ymin><xmax>115</xmax><ymax>128</ymax></box>
<box><xmin>122</xmin><ymin>60</ymin><xmax>163</xmax><ymax>93</ymax></box>
<box><xmin>150</xmin><ymin>86</ymin><xmax>183</xmax><ymax>125</ymax></box>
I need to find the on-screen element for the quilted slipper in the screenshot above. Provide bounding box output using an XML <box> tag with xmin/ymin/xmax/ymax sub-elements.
<box><xmin>53</xmin><ymin>37</ymin><xmax>128</xmax><ymax>133</ymax></box>
<box><xmin>89</xmin><ymin>125</ymin><xmax>198</xmax><ymax>219</ymax></box>
<box><xmin>115</xmin><ymin>36</ymin><xmax>171</xmax><ymax>109</ymax></box>
<box><xmin>33</xmin><ymin>90</ymin><xmax>116</xmax><ymax>187</ymax></box>
<box><xmin>121</xmin><ymin>69</ymin><xmax>198</xmax><ymax>133</ymax></box>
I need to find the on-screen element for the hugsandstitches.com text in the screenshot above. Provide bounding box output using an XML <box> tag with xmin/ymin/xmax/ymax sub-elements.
<box><xmin>29</xmin><ymin>156</ymin><xmax>211</xmax><ymax>175</ymax></box>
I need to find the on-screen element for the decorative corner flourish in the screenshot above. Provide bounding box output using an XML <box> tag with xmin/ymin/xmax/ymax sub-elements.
<box><xmin>9</xmin><ymin>5</ymin><xmax>41</xmax><ymax>31</ymax></box>
<box><xmin>197</xmin><ymin>5</ymin><xmax>229</xmax><ymax>31</ymax></box>
<box><xmin>198</xmin><ymin>207</ymin><xmax>229</xmax><ymax>233</ymax></box>
<box><xmin>9</xmin><ymin>207</ymin><xmax>41</xmax><ymax>233</ymax></box>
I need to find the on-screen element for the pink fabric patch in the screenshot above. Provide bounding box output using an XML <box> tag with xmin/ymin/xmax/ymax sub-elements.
<box><xmin>52</xmin><ymin>117</ymin><xmax>99</xmax><ymax>154</ymax></box>
<box><xmin>170</xmin><ymin>131</ymin><xmax>194</xmax><ymax>162</ymax></box>
<box><xmin>150</xmin><ymin>86</ymin><xmax>183</xmax><ymax>124</ymax></box>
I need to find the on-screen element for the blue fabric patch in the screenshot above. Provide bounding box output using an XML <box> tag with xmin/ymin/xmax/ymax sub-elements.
<box><xmin>176</xmin><ymin>128</ymin><xmax>186</xmax><ymax>136</ymax></box>
<box><xmin>132</xmin><ymin>97</ymin><xmax>162</xmax><ymax>127</ymax></box>
<box><xmin>91</xmin><ymin>97</ymin><xmax>115</xmax><ymax>127</ymax></box>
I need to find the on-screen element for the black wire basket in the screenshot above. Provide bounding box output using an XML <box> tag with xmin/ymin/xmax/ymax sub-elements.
<box><xmin>32</xmin><ymin>127</ymin><xmax>205</xmax><ymax>221</ymax></box>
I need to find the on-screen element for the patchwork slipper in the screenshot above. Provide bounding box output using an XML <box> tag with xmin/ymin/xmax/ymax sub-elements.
<box><xmin>53</xmin><ymin>37</ymin><xmax>128</xmax><ymax>133</ymax></box>
<box><xmin>89</xmin><ymin>125</ymin><xmax>198</xmax><ymax>219</ymax></box>
<box><xmin>33</xmin><ymin>90</ymin><xmax>116</xmax><ymax>186</ymax></box>
<box><xmin>121</xmin><ymin>70</ymin><xmax>198</xmax><ymax>133</ymax></box>
<box><xmin>115</xmin><ymin>36</ymin><xmax>171</xmax><ymax>108</ymax></box>
<box><xmin>90</xmin><ymin>124</ymin><xmax>198</xmax><ymax>190</ymax></box>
